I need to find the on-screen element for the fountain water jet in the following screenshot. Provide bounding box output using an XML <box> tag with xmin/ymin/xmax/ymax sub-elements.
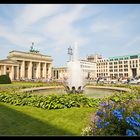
<box><xmin>66</xmin><ymin>42</ymin><xmax>84</xmax><ymax>93</ymax></box>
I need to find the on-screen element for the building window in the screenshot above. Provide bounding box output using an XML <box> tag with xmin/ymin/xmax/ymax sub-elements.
<box><xmin>124</xmin><ymin>65</ymin><xmax>128</xmax><ymax>68</ymax></box>
<box><xmin>124</xmin><ymin>69</ymin><xmax>128</xmax><ymax>72</ymax></box>
<box><xmin>124</xmin><ymin>73</ymin><xmax>128</xmax><ymax>77</ymax></box>
<box><xmin>130</xmin><ymin>55</ymin><xmax>138</xmax><ymax>59</ymax></box>
<box><xmin>119</xmin><ymin>61</ymin><xmax>122</xmax><ymax>64</ymax></box>
<box><xmin>119</xmin><ymin>58</ymin><xmax>123</xmax><ymax>60</ymax></box>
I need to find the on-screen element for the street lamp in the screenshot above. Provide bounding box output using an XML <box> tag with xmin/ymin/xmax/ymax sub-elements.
<box><xmin>68</xmin><ymin>46</ymin><xmax>73</xmax><ymax>61</ymax></box>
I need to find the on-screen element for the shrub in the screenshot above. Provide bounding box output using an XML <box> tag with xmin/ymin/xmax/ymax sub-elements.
<box><xmin>108</xmin><ymin>91</ymin><xmax>139</xmax><ymax>103</ymax></box>
<box><xmin>0</xmin><ymin>75</ymin><xmax>11</xmax><ymax>84</ymax></box>
<box><xmin>82</xmin><ymin>99</ymin><xmax>140</xmax><ymax>136</ymax></box>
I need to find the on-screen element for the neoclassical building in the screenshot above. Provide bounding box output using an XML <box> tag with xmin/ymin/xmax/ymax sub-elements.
<box><xmin>0</xmin><ymin>50</ymin><xmax>53</xmax><ymax>81</ymax></box>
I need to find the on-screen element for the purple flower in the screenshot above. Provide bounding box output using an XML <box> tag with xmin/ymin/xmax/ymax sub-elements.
<box><xmin>96</xmin><ymin>110</ymin><xmax>106</xmax><ymax>117</ymax></box>
<box><xmin>100</xmin><ymin>102</ymin><xmax>112</xmax><ymax>109</ymax></box>
<box><xmin>101</xmin><ymin>102</ymin><xmax>107</xmax><ymax>107</ymax></box>
<box><xmin>96</xmin><ymin>119</ymin><xmax>110</xmax><ymax>129</ymax></box>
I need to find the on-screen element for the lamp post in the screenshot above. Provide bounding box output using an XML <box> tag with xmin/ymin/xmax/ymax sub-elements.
<box><xmin>68</xmin><ymin>46</ymin><xmax>73</xmax><ymax>61</ymax></box>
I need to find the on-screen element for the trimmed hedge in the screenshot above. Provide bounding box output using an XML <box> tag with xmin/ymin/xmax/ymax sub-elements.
<box><xmin>0</xmin><ymin>75</ymin><xmax>11</xmax><ymax>84</ymax></box>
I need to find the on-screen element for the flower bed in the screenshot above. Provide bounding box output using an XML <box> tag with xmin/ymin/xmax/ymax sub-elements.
<box><xmin>82</xmin><ymin>89</ymin><xmax>140</xmax><ymax>136</ymax></box>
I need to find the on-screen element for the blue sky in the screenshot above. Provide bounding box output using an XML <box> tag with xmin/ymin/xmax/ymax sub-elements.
<box><xmin>0</xmin><ymin>4</ymin><xmax>140</xmax><ymax>67</ymax></box>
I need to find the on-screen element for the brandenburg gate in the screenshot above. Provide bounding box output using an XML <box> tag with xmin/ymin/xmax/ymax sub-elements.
<box><xmin>0</xmin><ymin>49</ymin><xmax>53</xmax><ymax>81</ymax></box>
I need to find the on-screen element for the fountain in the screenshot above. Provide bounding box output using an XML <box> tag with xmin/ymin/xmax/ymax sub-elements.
<box><xmin>66</xmin><ymin>42</ymin><xmax>84</xmax><ymax>94</ymax></box>
<box><xmin>24</xmin><ymin>42</ymin><xmax>127</xmax><ymax>97</ymax></box>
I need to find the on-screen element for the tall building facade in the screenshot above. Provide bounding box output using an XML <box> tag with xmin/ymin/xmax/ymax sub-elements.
<box><xmin>87</xmin><ymin>54</ymin><xmax>140</xmax><ymax>79</ymax></box>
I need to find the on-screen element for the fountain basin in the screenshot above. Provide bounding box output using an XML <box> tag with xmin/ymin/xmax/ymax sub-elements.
<box><xmin>21</xmin><ymin>86</ymin><xmax>131</xmax><ymax>98</ymax></box>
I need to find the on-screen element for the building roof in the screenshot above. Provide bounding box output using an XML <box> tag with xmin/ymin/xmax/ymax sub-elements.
<box><xmin>0</xmin><ymin>59</ymin><xmax>19</xmax><ymax>65</ymax></box>
<box><xmin>8</xmin><ymin>50</ymin><xmax>53</xmax><ymax>62</ymax></box>
<box><xmin>109</xmin><ymin>54</ymin><xmax>140</xmax><ymax>61</ymax></box>
<box><xmin>9</xmin><ymin>50</ymin><xmax>52</xmax><ymax>58</ymax></box>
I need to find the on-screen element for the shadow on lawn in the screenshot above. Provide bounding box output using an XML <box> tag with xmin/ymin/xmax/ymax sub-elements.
<box><xmin>0</xmin><ymin>103</ymin><xmax>75</xmax><ymax>136</ymax></box>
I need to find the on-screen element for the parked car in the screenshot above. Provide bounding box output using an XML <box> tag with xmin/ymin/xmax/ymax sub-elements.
<box><xmin>121</xmin><ymin>79</ymin><xmax>128</xmax><ymax>84</ymax></box>
<box><xmin>110</xmin><ymin>79</ymin><xmax>118</xmax><ymax>84</ymax></box>
<box><xmin>129</xmin><ymin>78</ymin><xmax>140</xmax><ymax>85</ymax></box>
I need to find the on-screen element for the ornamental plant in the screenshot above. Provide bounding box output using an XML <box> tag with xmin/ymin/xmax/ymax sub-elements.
<box><xmin>82</xmin><ymin>99</ymin><xmax>140</xmax><ymax>136</ymax></box>
<box><xmin>0</xmin><ymin>75</ymin><xmax>11</xmax><ymax>84</ymax></box>
<box><xmin>0</xmin><ymin>89</ymin><xmax>101</xmax><ymax>110</ymax></box>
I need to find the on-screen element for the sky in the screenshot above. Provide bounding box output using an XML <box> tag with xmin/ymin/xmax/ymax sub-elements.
<box><xmin>0</xmin><ymin>4</ymin><xmax>140</xmax><ymax>67</ymax></box>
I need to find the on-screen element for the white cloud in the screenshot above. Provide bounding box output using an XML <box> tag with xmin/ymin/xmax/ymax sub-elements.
<box><xmin>0</xmin><ymin>4</ymin><xmax>102</xmax><ymax>52</ymax></box>
<box><xmin>14</xmin><ymin>4</ymin><xmax>63</xmax><ymax>33</ymax></box>
<box><xmin>0</xmin><ymin>24</ymin><xmax>43</xmax><ymax>47</ymax></box>
<box><xmin>41</xmin><ymin>4</ymin><xmax>94</xmax><ymax>51</ymax></box>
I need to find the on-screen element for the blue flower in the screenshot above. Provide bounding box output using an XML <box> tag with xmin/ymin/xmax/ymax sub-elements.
<box><xmin>133</xmin><ymin>113</ymin><xmax>140</xmax><ymax>120</ymax></box>
<box><xmin>96</xmin><ymin>123</ymin><xmax>103</xmax><ymax>129</ymax></box>
<box><xmin>96</xmin><ymin>119</ymin><xmax>103</xmax><ymax>128</ymax></box>
<box><xmin>126</xmin><ymin>117</ymin><xmax>140</xmax><ymax>130</ymax></box>
<box><xmin>96</xmin><ymin>119</ymin><xmax>110</xmax><ymax>129</ymax></box>
<box><xmin>112</xmin><ymin>109</ymin><xmax>123</xmax><ymax>120</ymax></box>
<box><xmin>120</xmin><ymin>108</ymin><xmax>125</xmax><ymax>112</ymax></box>
<box><xmin>126</xmin><ymin>129</ymin><xmax>137</xmax><ymax>136</ymax></box>
<box><xmin>104</xmin><ymin>122</ymin><xmax>110</xmax><ymax>126</ymax></box>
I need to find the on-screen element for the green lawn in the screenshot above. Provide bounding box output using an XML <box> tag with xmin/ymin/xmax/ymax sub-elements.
<box><xmin>0</xmin><ymin>102</ymin><xmax>95</xmax><ymax>136</ymax></box>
